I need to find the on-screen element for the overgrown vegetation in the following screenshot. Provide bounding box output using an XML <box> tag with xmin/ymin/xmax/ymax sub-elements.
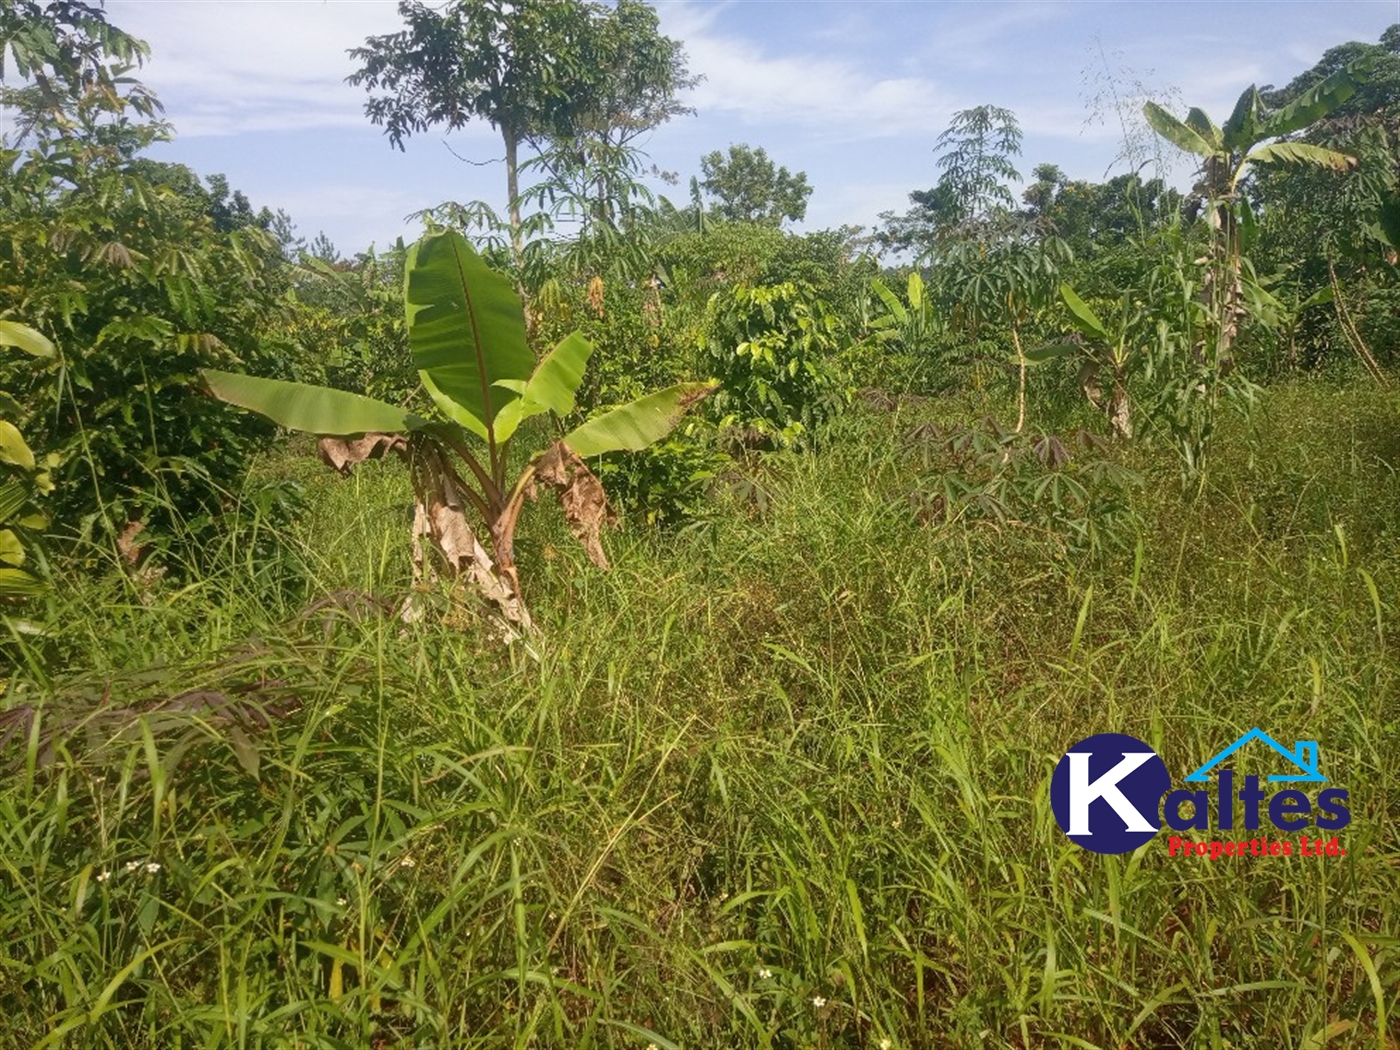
<box><xmin>2</xmin><ymin>2</ymin><xmax>1398</xmax><ymax>1046</ymax></box>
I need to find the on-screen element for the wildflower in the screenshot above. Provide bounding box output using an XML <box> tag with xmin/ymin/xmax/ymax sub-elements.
<box><xmin>95</xmin><ymin>871</ymin><xmax>110</xmax><ymax>883</ymax></box>
<box><xmin>399</xmin><ymin>856</ymin><xmax>416</xmax><ymax>870</ymax></box>
<box><xmin>811</xmin><ymin>995</ymin><xmax>827</xmax><ymax>1008</ymax></box>
<box><xmin>144</xmin><ymin>862</ymin><xmax>161</xmax><ymax>875</ymax></box>
<box><xmin>646</xmin><ymin>1044</ymin><xmax>660</xmax><ymax>1050</ymax></box>
<box><xmin>757</xmin><ymin>967</ymin><xmax>772</xmax><ymax>979</ymax></box>
<box><xmin>879</xmin><ymin>1040</ymin><xmax>892</xmax><ymax>1050</ymax></box>
<box><xmin>336</xmin><ymin>897</ymin><xmax>347</xmax><ymax>907</ymax></box>
<box><xmin>123</xmin><ymin>860</ymin><xmax>140</xmax><ymax>873</ymax></box>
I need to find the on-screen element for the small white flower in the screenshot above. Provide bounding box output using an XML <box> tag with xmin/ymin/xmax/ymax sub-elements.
<box><xmin>399</xmin><ymin>856</ymin><xmax>416</xmax><ymax>870</ymax></box>
<box><xmin>757</xmin><ymin>967</ymin><xmax>772</xmax><ymax>979</ymax></box>
<box><xmin>95</xmin><ymin>871</ymin><xmax>110</xmax><ymax>883</ymax></box>
<box><xmin>879</xmin><ymin>1039</ymin><xmax>892</xmax><ymax>1050</ymax></box>
<box><xmin>123</xmin><ymin>860</ymin><xmax>140</xmax><ymax>873</ymax></box>
<box><xmin>811</xmin><ymin>995</ymin><xmax>827</xmax><ymax>1008</ymax></box>
<box><xmin>144</xmin><ymin>862</ymin><xmax>161</xmax><ymax>875</ymax></box>
<box><xmin>336</xmin><ymin>897</ymin><xmax>347</xmax><ymax>907</ymax></box>
<box><xmin>646</xmin><ymin>1044</ymin><xmax>660</xmax><ymax>1050</ymax></box>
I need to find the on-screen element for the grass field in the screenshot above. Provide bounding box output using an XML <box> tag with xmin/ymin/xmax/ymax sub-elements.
<box><xmin>1</xmin><ymin>380</ymin><xmax>1397</xmax><ymax>1048</ymax></box>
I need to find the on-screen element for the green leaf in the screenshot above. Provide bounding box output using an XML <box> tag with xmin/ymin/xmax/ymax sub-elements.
<box><xmin>1059</xmin><ymin>284</ymin><xmax>1108</xmax><ymax>339</ymax></box>
<box><xmin>1261</xmin><ymin>65</ymin><xmax>1358</xmax><ymax>139</ymax></box>
<box><xmin>0</xmin><ymin>320</ymin><xmax>55</xmax><ymax>358</ymax></box>
<box><xmin>1025</xmin><ymin>343</ymin><xmax>1079</xmax><ymax>365</ymax></box>
<box><xmin>0</xmin><ymin>566</ymin><xmax>44</xmax><ymax>597</ymax></box>
<box><xmin>0</xmin><ymin>421</ymin><xmax>36</xmax><ymax>470</ymax></box>
<box><xmin>907</xmin><ymin>271</ymin><xmax>926</xmax><ymax>311</ymax></box>
<box><xmin>202</xmin><ymin>370</ymin><xmax>426</xmax><ymax>436</ymax></box>
<box><xmin>870</xmin><ymin>278</ymin><xmax>908</xmax><ymax>325</ymax></box>
<box><xmin>0</xmin><ymin>482</ymin><xmax>27</xmax><ymax>523</ymax></box>
<box><xmin>1222</xmin><ymin>86</ymin><xmax>1261</xmax><ymax>150</ymax></box>
<box><xmin>563</xmin><ymin>382</ymin><xmax>716</xmax><ymax>458</ymax></box>
<box><xmin>1245</xmin><ymin>141</ymin><xmax>1356</xmax><ymax>172</ymax></box>
<box><xmin>421</xmin><ymin>370</ymin><xmax>487</xmax><ymax>439</ymax></box>
<box><xmin>0</xmin><ymin>529</ymin><xmax>24</xmax><ymax>566</ymax></box>
<box><xmin>1299</xmin><ymin>286</ymin><xmax>1335</xmax><ymax>311</ymax></box>
<box><xmin>491</xmin><ymin>331</ymin><xmax>596</xmax><ymax>444</ymax></box>
<box><xmin>405</xmin><ymin>229</ymin><xmax>534</xmax><ymax>435</ymax></box>
<box><xmin>1185</xmin><ymin>107</ymin><xmax>1223</xmax><ymax>150</ymax></box>
<box><xmin>525</xmin><ymin>332</ymin><xmax>593</xmax><ymax>417</ymax></box>
<box><xmin>1370</xmin><ymin>195</ymin><xmax>1400</xmax><ymax>248</ymax></box>
<box><xmin>1143</xmin><ymin>102</ymin><xmax>1216</xmax><ymax>157</ymax></box>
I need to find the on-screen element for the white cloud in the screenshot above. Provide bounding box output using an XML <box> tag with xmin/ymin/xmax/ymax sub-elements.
<box><xmin>107</xmin><ymin>1</ymin><xmax>410</xmax><ymax>136</ymax></box>
<box><xmin>661</xmin><ymin>2</ymin><xmax>960</xmax><ymax>141</ymax></box>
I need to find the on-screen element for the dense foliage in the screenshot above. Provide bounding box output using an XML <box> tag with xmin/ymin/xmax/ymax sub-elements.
<box><xmin>2</xmin><ymin>4</ymin><xmax>1399</xmax><ymax>1047</ymax></box>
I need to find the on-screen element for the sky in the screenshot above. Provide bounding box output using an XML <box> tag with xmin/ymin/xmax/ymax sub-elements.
<box><xmin>87</xmin><ymin>0</ymin><xmax>1400</xmax><ymax>256</ymax></box>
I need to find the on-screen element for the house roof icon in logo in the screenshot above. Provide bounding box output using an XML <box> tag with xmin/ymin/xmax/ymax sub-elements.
<box><xmin>1182</xmin><ymin>728</ymin><xmax>1326</xmax><ymax>783</ymax></box>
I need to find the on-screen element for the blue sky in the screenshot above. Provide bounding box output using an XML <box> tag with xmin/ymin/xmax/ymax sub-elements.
<box><xmin>97</xmin><ymin>0</ymin><xmax>1400</xmax><ymax>255</ymax></box>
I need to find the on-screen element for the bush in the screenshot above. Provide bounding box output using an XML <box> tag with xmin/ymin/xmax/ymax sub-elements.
<box><xmin>701</xmin><ymin>282</ymin><xmax>849</xmax><ymax>450</ymax></box>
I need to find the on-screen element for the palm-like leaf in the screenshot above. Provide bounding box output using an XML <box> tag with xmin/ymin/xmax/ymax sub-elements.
<box><xmin>492</xmin><ymin>332</ymin><xmax>596</xmax><ymax>443</ymax></box>
<box><xmin>1261</xmin><ymin>65</ymin><xmax>1360</xmax><ymax>139</ymax></box>
<box><xmin>1185</xmin><ymin>107</ymin><xmax>1223</xmax><ymax>150</ymax></box>
<box><xmin>0</xmin><ymin>321</ymin><xmax>55</xmax><ymax>358</ymax></box>
<box><xmin>1246</xmin><ymin>141</ymin><xmax>1356</xmax><ymax>172</ymax></box>
<box><xmin>1222</xmin><ymin>86</ymin><xmax>1261</xmax><ymax>150</ymax></box>
<box><xmin>563</xmin><ymin>382</ymin><xmax>716</xmax><ymax>458</ymax></box>
<box><xmin>202</xmin><ymin>370</ymin><xmax>427</xmax><ymax>436</ymax></box>
<box><xmin>1143</xmin><ymin>102</ymin><xmax>1215</xmax><ymax>157</ymax></box>
<box><xmin>1060</xmin><ymin>284</ymin><xmax>1108</xmax><ymax>340</ymax></box>
<box><xmin>405</xmin><ymin>229</ymin><xmax>535</xmax><ymax>433</ymax></box>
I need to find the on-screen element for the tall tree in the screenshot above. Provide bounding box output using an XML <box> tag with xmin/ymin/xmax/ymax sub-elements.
<box><xmin>698</xmin><ymin>143</ymin><xmax>812</xmax><ymax>226</ymax></box>
<box><xmin>877</xmin><ymin>104</ymin><xmax>1023</xmax><ymax>254</ymax></box>
<box><xmin>348</xmin><ymin>0</ymin><xmax>693</xmax><ymax>264</ymax></box>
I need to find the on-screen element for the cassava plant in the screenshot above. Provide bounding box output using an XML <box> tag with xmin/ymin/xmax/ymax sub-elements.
<box><xmin>203</xmin><ymin>228</ymin><xmax>712</xmax><ymax>635</ymax></box>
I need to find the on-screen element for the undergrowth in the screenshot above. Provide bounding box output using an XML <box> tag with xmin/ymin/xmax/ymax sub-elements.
<box><xmin>1</xmin><ymin>380</ymin><xmax>1397</xmax><ymax>1048</ymax></box>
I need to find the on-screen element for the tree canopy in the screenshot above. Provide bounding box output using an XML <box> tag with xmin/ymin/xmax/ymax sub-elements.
<box><xmin>698</xmin><ymin>143</ymin><xmax>812</xmax><ymax>226</ymax></box>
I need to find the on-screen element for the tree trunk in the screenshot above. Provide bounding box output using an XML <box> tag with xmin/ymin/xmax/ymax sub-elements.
<box><xmin>1011</xmin><ymin>324</ymin><xmax>1027</xmax><ymax>433</ymax></box>
<box><xmin>504</xmin><ymin>127</ymin><xmax>523</xmax><ymax>269</ymax></box>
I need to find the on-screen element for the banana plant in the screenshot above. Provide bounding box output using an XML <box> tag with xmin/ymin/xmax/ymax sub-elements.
<box><xmin>203</xmin><ymin>229</ymin><xmax>712</xmax><ymax>634</ymax></box>
<box><xmin>1143</xmin><ymin>63</ymin><xmax>1367</xmax><ymax>365</ymax></box>
<box><xmin>1042</xmin><ymin>285</ymin><xmax>1150</xmax><ymax>440</ymax></box>
<box><xmin>0</xmin><ymin>321</ymin><xmax>59</xmax><ymax>599</ymax></box>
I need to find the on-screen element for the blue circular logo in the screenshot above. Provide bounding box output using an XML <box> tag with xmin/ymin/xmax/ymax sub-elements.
<box><xmin>1050</xmin><ymin>733</ymin><xmax>1170</xmax><ymax>854</ymax></box>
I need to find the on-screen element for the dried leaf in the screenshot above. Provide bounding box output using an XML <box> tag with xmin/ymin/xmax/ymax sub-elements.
<box><xmin>317</xmin><ymin>433</ymin><xmax>407</xmax><ymax>476</ymax></box>
<box><xmin>531</xmin><ymin>442</ymin><xmax>617</xmax><ymax>569</ymax></box>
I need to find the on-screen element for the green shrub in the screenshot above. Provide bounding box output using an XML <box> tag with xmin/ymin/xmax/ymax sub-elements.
<box><xmin>701</xmin><ymin>281</ymin><xmax>849</xmax><ymax>450</ymax></box>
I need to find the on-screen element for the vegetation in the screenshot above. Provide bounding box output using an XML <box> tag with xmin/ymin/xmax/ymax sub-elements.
<box><xmin>2</xmin><ymin>3</ymin><xmax>1398</xmax><ymax>1047</ymax></box>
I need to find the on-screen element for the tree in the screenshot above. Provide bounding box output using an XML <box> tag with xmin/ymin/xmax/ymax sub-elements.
<box><xmin>348</xmin><ymin>0</ymin><xmax>693</xmax><ymax>264</ymax></box>
<box><xmin>878</xmin><ymin>105</ymin><xmax>1023</xmax><ymax>254</ymax></box>
<box><xmin>1144</xmin><ymin>66</ymin><xmax>1366</xmax><ymax>366</ymax></box>
<box><xmin>1020</xmin><ymin>165</ymin><xmax>1179</xmax><ymax>258</ymax></box>
<box><xmin>1</xmin><ymin>0</ymin><xmax>299</xmax><ymax>550</ymax></box>
<box><xmin>0</xmin><ymin>0</ymin><xmax>160</xmax><ymax>145</ymax></box>
<box><xmin>698</xmin><ymin>144</ymin><xmax>812</xmax><ymax>226</ymax></box>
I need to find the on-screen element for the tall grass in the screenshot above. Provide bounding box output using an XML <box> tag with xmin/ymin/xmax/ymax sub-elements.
<box><xmin>1</xmin><ymin>380</ymin><xmax>1396</xmax><ymax>1048</ymax></box>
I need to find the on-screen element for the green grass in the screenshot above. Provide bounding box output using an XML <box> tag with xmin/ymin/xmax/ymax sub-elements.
<box><xmin>1</xmin><ymin>380</ymin><xmax>1397</xmax><ymax>1048</ymax></box>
